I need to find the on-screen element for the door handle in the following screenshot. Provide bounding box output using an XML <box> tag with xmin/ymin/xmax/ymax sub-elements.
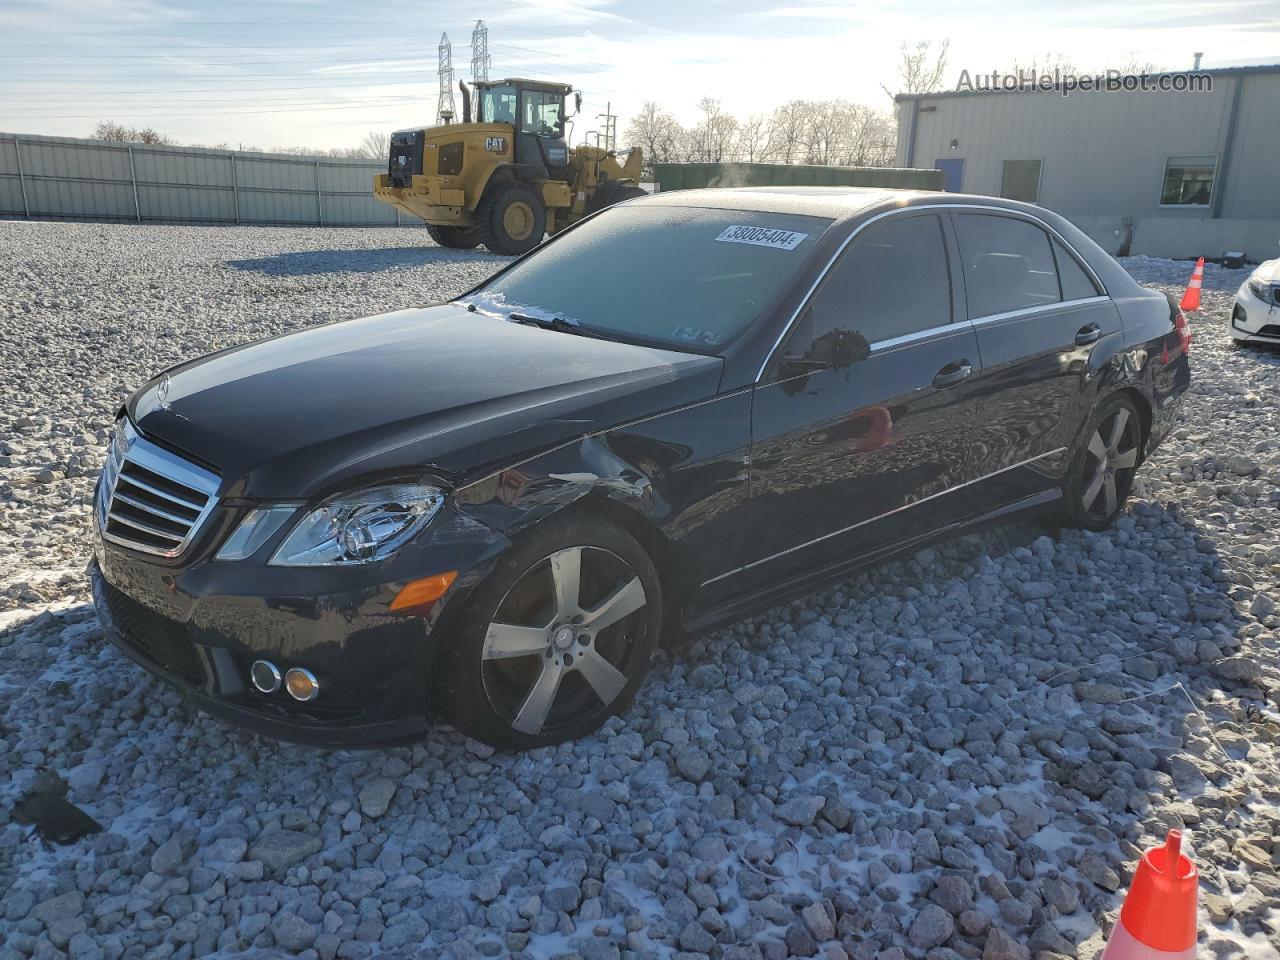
<box><xmin>932</xmin><ymin>361</ymin><xmax>973</xmax><ymax>389</ymax></box>
<box><xmin>1075</xmin><ymin>323</ymin><xmax>1102</xmax><ymax>346</ymax></box>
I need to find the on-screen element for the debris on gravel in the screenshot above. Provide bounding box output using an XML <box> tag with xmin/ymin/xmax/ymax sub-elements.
<box><xmin>1</xmin><ymin>224</ymin><xmax>1278</xmax><ymax>960</ymax></box>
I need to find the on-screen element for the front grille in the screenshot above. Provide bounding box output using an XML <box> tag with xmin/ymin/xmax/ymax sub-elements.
<box><xmin>100</xmin><ymin>578</ymin><xmax>206</xmax><ymax>687</ymax></box>
<box><xmin>97</xmin><ymin>421</ymin><xmax>219</xmax><ymax>558</ymax></box>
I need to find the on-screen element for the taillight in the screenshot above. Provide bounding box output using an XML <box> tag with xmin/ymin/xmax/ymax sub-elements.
<box><xmin>1173</xmin><ymin>307</ymin><xmax>1192</xmax><ymax>354</ymax></box>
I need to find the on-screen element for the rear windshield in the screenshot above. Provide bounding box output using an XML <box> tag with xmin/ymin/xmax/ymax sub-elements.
<box><xmin>461</xmin><ymin>204</ymin><xmax>832</xmax><ymax>351</ymax></box>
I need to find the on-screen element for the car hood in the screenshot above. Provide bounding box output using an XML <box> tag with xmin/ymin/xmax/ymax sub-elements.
<box><xmin>129</xmin><ymin>305</ymin><xmax>723</xmax><ymax>499</ymax></box>
<box><xmin>1253</xmin><ymin>258</ymin><xmax>1280</xmax><ymax>284</ymax></box>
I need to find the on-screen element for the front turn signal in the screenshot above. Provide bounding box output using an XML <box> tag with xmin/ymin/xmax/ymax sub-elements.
<box><xmin>390</xmin><ymin>571</ymin><xmax>458</xmax><ymax>613</ymax></box>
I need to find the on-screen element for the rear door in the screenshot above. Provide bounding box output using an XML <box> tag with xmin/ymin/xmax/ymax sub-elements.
<box><xmin>741</xmin><ymin>210</ymin><xmax>981</xmax><ymax>589</ymax></box>
<box><xmin>950</xmin><ymin>210</ymin><xmax>1121</xmax><ymax>508</ymax></box>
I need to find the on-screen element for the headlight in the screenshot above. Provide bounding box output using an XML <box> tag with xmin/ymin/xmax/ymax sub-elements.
<box><xmin>1248</xmin><ymin>274</ymin><xmax>1271</xmax><ymax>301</ymax></box>
<box><xmin>268</xmin><ymin>483</ymin><xmax>445</xmax><ymax>566</ymax></box>
<box><xmin>215</xmin><ymin>505</ymin><xmax>298</xmax><ymax>561</ymax></box>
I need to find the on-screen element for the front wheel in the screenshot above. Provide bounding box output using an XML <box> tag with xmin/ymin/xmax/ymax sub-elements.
<box><xmin>1060</xmin><ymin>395</ymin><xmax>1143</xmax><ymax>530</ymax></box>
<box><xmin>475</xmin><ymin>183</ymin><xmax>546</xmax><ymax>256</ymax></box>
<box><xmin>438</xmin><ymin>513</ymin><xmax>661</xmax><ymax>750</ymax></box>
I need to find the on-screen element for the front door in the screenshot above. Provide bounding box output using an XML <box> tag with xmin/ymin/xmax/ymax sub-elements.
<box><xmin>743</xmin><ymin>211</ymin><xmax>981</xmax><ymax>590</ymax></box>
<box><xmin>518</xmin><ymin>88</ymin><xmax>570</xmax><ymax>180</ymax></box>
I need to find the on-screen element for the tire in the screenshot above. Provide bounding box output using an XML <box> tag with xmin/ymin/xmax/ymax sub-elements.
<box><xmin>425</xmin><ymin>223</ymin><xmax>481</xmax><ymax>250</ymax></box>
<box><xmin>585</xmin><ymin>179</ymin><xmax>647</xmax><ymax>215</ymax></box>
<box><xmin>1060</xmin><ymin>395</ymin><xmax>1144</xmax><ymax>531</ymax></box>
<box><xmin>475</xmin><ymin>182</ymin><xmax>546</xmax><ymax>256</ymax></box>
<box><xmin>438</xmin><ymin>512</ymin><xmax>662</xmax><ymax>750</ymax></box>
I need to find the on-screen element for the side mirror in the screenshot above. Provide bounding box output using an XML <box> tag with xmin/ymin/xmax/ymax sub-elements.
<box><xmin>574</xmin><ymin>92</ymin><xmax>582</xmax><ymax>116</ymax></box>
<box><xmin>785</xmin><ymin>328</ymin><xmax>869</xmax><ymax>374</ymax></box>
<box><xmin>828</xmin><ymin>329</ymin><xmax>871</xmax><ymax>367</ymax></box>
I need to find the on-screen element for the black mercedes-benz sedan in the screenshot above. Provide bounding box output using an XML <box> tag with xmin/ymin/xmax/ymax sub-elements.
<box><xmin>90</xmin><ymin>187</ymin><xmax>1191</xmax><ymax>749</ymax></box>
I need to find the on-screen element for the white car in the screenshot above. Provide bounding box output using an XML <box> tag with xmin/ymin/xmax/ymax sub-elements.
<box><xmin>1232</xmin><ymin>258</ymin><xmax>1280</xmax><ymax>346</ymax></box>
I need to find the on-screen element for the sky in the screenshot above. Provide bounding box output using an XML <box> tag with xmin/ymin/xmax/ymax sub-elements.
<box><xmin>1</xmin><ymin>0</ymin><xmax>1277</xmax><ymax>154</ymax></box>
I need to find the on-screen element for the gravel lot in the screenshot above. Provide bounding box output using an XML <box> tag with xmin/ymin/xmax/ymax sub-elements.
<box><xmin>0</xmin><ymin>222</ymin><xmax>1277</xmax><ymax>960</ymax></box>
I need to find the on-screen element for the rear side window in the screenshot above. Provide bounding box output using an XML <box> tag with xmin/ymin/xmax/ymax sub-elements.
<box><xmin>1053</xmin><ymin>238</ymin><xmax>1101</xmax><ymax>300</ymax></box>
<box><xmin>805</xmin><ymin>214</ymin><xmax>951</xmax><ymax>346</ymax></box>
<box><xmin>955</xmin><ymin>214</ymin><xmax>1060</xmax><ymax>318</ymax></box>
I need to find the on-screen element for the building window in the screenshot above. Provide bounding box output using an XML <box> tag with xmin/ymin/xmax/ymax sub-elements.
<box><xmin>1000</xmin><ymin>159</ymin><xmax>1042</xmax><ymax>203</ymax></box>
<box><xmin>1160</xmin><ymin>156</ymin><xmax>1216</xmax><ymax>206</ymax></box>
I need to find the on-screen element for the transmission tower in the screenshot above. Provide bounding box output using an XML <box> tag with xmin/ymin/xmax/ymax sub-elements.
<box><xmin>437</xmin><ymin>33</ymin><xmax>456</xmax><ymax>124</ymax></box>
<box><xmin>470</xmin><ymin>20</ymin><xmax>491</xmax><ymax>83</ymax></box>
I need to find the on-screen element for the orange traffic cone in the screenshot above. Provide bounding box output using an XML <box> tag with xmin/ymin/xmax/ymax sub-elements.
<box><xmin>1100</xmin><ymin>830</ymin><xmax>1198</xmax><ymax>959</ymax></box>
<box><xmin>1179</xmin><ymin>258</ymin><xmax>1205</xmax><ymax>312</ymax></box>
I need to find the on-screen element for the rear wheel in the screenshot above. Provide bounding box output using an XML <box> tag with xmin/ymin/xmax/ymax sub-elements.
<box><xmin>475</xmin><ymin>183</ymin><xmax>546</xmax><ymax>256</ymax></box>
<box><xmin>585</xmin><ymin>179</ymin><xmax>647</xmax><ymax>215</ymax></box>
<box><xmin>439</xmin><ymin>513</ymin><xmax>661</xmax><ymax>750</ymax></box>
<box><xmin>1061</xmin><ymin>395</ymin><xmax>1143</xmax><ymax>530</ymax></box>
<box><xmin>425</xmin><ymin>223</ymin><xmax>481</xmax><ymax>250</ymax></box>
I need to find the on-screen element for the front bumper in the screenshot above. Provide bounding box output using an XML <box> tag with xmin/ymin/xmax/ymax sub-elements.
<box><xmin>1231</xmin><ymin>283</ymin><xmax>1280</xmax><ymax>343</ymax></box>
<box><xmin>372</xmin><ymin>174</ymin><xmax>467</xmax><ymax>225</ymax></box>
<box><xmin>89</xmin><ymin>506</ymin><xmax>508</xmax><ymax>746</ymax></box>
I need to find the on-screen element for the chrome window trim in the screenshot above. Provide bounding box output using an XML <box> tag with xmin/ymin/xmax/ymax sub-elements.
<box><xmin>969</xmin><ymin>295</ymin><xmax>1111</xmax><ymax>327</ymax></box>
<box><xmin>98</xmin><ymin>419</ymin><xmax>221</xmax><ymax>559</ymax></box>
<box><xmin>755</xmin><ymin>202</ymin><xmax>1110</xmax><ymax>382</ymax></box>
<box><xmin>867</xmin><ymin>320</ymin><xmax>975</xmax><ymax>354</ymax></box>
<box><xmin>699</xmin><ymin>446</ymin><xmax>1067</xmax><ymax>586</ymax></box>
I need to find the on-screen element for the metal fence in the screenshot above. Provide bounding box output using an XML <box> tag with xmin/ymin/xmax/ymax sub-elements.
<box><xmin>0</xmin><ymin>132</ymin><xmax>403</xmax><ymax>226</ymax></box>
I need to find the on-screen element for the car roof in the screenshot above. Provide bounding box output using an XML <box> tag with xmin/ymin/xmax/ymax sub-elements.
<box><xmin>636</xmin><ymin>186</ymin><xmax>1046</xmax><ymax>221</ymax></box>
<box><xmin>636</xmin><ymin>186</ymin><xmax>931</xmax><ymax>218</ymax></box>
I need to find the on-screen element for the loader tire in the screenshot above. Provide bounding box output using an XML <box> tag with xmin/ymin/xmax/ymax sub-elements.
<box><xmin>426</xmin><ymin>223</ymin><xmax>481</xmax><ymax>250</ymax></box>
<box><xmin>476</xmin><ymin>183</ymin><xmax>546</xmax><ymax>256</ymax></box>
<box><xmin>585</xmin><ymin>180</ymin><xmax>647</xmax><ymax>215</ymax></box>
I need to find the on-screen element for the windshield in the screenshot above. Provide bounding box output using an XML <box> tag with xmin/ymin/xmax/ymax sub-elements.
<box><xmin>521</xmin><ymin>90</ymin><xmax>563</xmax><ymax>135</ymax></box>
<box><xmin>480</xmin><ymin>84</ymin><xmax>517</xmax><ymax>124</ymax></box>
<box><xmin>461</xmin><ymin>205</ymin><xmax>831</xmax><ymax>352</ymax></box>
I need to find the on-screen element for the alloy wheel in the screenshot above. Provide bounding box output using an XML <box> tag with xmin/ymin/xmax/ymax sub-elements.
<box><xmin>480</xmin><ymin>546</ymin><xmax>648</xmax><ymax>737</ymax></box>
<box><xmin>1080</xmin><ymin>407</ymin><xmax>1139</xmax><ymax>519</ymax></box>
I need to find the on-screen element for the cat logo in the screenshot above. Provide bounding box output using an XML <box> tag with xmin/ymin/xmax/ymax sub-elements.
<box><xmin>484</xmin><ymin>137</ymin><xmax>507</xmax><ymax>153</ymax></box>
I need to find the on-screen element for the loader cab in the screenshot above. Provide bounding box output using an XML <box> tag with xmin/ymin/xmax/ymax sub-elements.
<box><xmin>475</xmin><ymin>78</ymin><xmax>572</xmax><ymax>181</ymax></box>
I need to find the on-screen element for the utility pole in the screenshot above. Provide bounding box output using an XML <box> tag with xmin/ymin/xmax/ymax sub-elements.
<box><xmin>471</xmin><ymin>20</ymin><xmax>491</xmax><ymax>83</ymax></box>
<box><xmin>437</xmin><ymin>33</ymin><xmax>456</xmax><ymax>124</ymax></box>
<box><xmin>595</xmin><ymin>101</ymin><xmax>617</xmax><ymax>152</ymax></box>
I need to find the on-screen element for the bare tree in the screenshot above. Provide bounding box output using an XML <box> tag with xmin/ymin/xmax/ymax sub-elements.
<box><xmin>92</xmin><ymin>122</ymin><xmax>173</xmax><ymax>145</ymax></box>
<box><xmin>736</xmin><ymin>114</ymin><xmax>770</xmax><ymax>162</ymax></box>
<box><xmin>882</xmin><ymin>39</ymin><xmax>951</xmax><ymax>98</ymax></box>
<box><xmin>623</xmin><ymin>101</ymin><xmax>683</xmax><ymax>175</ymax></box>
<box><xmin>765</xmin><ymin>100</ymin><xmax>808</xmax><ymax>165</ymax></box>
<box><xmin>355</xmin><ymin>130</ymin><xmax>390</xmax><ymax>159</ymax></box>
<box><xmin>683</xmin><ymin>98</ymin><xmax>739</xmax><ymax>163</ymax></box>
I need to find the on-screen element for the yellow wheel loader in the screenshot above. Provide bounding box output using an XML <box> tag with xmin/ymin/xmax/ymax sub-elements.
<box><xmin>372</xmin><ymin>78</ymin><xmax>645</xmax><ymax>255</ymax></box>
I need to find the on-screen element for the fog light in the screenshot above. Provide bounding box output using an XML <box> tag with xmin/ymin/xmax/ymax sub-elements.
<box><xmin>284</xmin><ymin>668</ymin><xmax>319</xmax><ymax>702</ymax></box>
<box><xmin>250</xmin><ymin>660</ymin><xmax>281</xmax><ymax>694</ymax></box>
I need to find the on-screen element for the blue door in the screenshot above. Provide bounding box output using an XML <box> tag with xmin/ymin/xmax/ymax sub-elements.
<box><xmin>935</xmin><ymin>158</ymin><xmax>965</xmax><ymax>192</ymax></box>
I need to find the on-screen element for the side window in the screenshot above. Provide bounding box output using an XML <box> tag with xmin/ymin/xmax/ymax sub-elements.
<box><xmin>955</xmin><ymin>214</ymin><xmax>1060</xmax><ymax>318</ymax></box>
<box><xmin>801</xmin><ymin>214</ymin><xmax>951</xmax><ymax>351</ymax></box>
<box><xmin>1053</xmin><ymin>238</ymin><xmax>1101</xmax><ymax>300</ymax></box>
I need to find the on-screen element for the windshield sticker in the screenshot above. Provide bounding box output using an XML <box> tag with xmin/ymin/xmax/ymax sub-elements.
<box><xmin>672</xmin><ymin>326</ymin><xmax>722</xmax><ymax>345</ymax></box>
<box><xmin>715</xmin><ymin>225</ymin><xmax>808</xmax><ymax>250</ymax></box>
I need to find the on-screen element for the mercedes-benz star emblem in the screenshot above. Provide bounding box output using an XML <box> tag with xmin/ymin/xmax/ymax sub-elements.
<box><xmin>156</xmin><ymin>373</ymin><xmax>171</xmax><ymax>412</ymax></box>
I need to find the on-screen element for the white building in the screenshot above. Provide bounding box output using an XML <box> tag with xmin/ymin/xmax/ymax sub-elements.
<box><xmin>895</xmin><ymin>65</ymin><xmax>1280</xmax><ymax>262</ymax></box>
